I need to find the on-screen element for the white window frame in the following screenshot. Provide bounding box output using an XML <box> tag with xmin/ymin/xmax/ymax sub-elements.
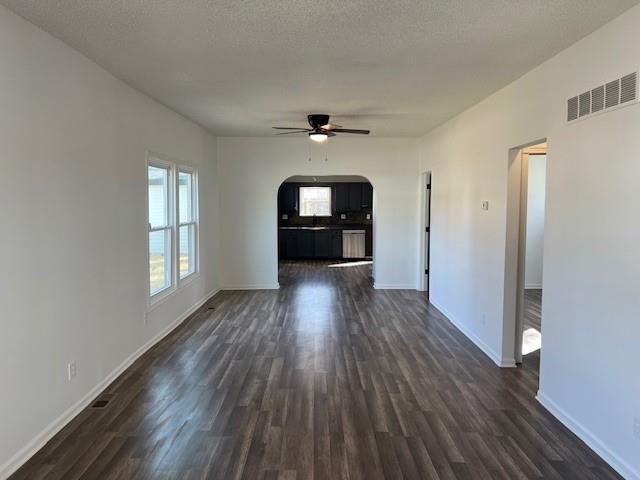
<box><xmin>146</xmin><ymin>152</ymin><xmax>199</xmax><ymax>309</ymax></box>
<box><xmin>299</xmin><ymin>186</ymin><xmax>332</xmax><ymax>217</ymax></box>
<box><xmin>177</xmin><ymin>165</ymin><xmax>199</xmax><ymax>284</ymax></box>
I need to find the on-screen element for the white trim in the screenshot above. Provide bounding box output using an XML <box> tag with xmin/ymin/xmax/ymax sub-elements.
<box><xmin>536</xmin><ymin>391</ymin><xmax>640</xmax><ymax>480</ymax></box>
<box><xmin>147</xmin><ymin>153</ymin><xmax>176</xmax><ymax>307</ymax></box>
<box><xmin>177</xmin><ymin>165</ymin><xmax>199</xmax><ymax>281</ymax></box>
<box><xmin>525</xmin><ymin>283</ymin><xmax>542</xmax><ymax>290</ymax></box>
<box><xmin>418</xmin><ymin>171</ymin><xmax>431</xmax><ymax>292</ymax></box>
<box><xmin>431</xmin><ymin>299</ymin><xmax>517</xmax><ymax>368</ymax></box>
<box><xmin>221</xmin><ymin>283</ymin><xmax>280</xmax><ymax>290</ymax></box>
<box><xmin>0</xmin><ymin>288</ymin><xmax>220</xmax><ymax>480</ymax></box>
<box><xmin>146</xmin><ymin>271</ymin><xmax>202</xmax><ymax>313</ymax></box>
<box><xmin>373</xmin><ymin>283</ymin><xmax>417</xmax><ymax>290</ymax></box>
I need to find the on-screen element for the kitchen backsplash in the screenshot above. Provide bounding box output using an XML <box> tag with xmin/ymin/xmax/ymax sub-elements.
<box><xmin>278</xmin><ymin>182</ymin><xmax>373</xmax><ymax>227</ymax></box>
<box><xmin>280</xmin><ymin>209</ymin><xmax>372</xmax><ymax>227</ymax></box>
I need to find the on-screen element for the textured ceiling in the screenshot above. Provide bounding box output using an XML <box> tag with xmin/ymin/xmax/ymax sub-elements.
<box><xmin>2</xmin><ymin>0</ymin><xmax>638</xmax><ymax>136</ymax></box>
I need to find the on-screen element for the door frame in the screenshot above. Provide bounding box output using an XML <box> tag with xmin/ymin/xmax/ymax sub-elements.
<box><xmin>419</xmin><ymin>171</ymin><xmax>432</xmax><ymax>294</ymax></box>
<box><xmin>503</xmin><ymin>139</ymin><xmax>547</xmax><ymax>365</ymax></box>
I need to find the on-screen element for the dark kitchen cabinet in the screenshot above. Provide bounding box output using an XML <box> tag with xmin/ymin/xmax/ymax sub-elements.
<box><xmin>335</xmin><ymin>184</ymin><xmax>349</xmax><ymax>212</ymax></box>
<box><xmin>348</xmin><ymin>183</ymin><xmax>362</xmax><ymax>212</ymax></box>
<box><xmin>314</xmin><ymin>230</ymin><xmax>332</xmax><ymax>258</ymax></box>
<box><xmin>279</xmin><ymin>229</ymin><xmax>345</xmax><ymax>259</ymax></box>
<box><xmin>298</xmin><ymin>230</ymin><xmax>314</xmax><ymax>258</ymax></box>
<box><xmin>331</xmin><ymin>230</ymin><xmax>343</xmax><ymax>258</ymax></box>
<box><xmin>279</xmin><ymin>184</ymin><xmax>298</xmax><ymax>212</ymax></box>
<box><xmin>281</xmin><ymin>230</ymin><xmax>298</xmax><ymax>258</ymax></box>
<box><xmin>362</xmin><ymin>183</ymin><xmax>373</xmax><ymax>209</ymax></box>
<box><xmin>365</xmin><ymin>227</ymin><xmax>372</xmax><ymax>257</ymax></box>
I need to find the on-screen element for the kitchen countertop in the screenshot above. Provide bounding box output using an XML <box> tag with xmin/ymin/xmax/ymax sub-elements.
<box><xmin>279</xmin><ymin>225</ymin><xmax>370</xmax><ymax>230</ymax></box>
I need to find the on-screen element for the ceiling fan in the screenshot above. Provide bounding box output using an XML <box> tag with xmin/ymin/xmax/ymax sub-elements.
<box><xmin>273</xmin><ymin>114</ymin><xmax>370</xmax><ymax>142</ymax></box>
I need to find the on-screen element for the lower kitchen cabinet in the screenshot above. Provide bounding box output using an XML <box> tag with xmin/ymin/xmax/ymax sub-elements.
<box><xmin>314</xmin><ymin>230</ymin><xmax>332</xmax><ymax>257</ymax></box>
<box><xmin>365</xmin><ymin>227</ymin><xmax>372</xmax><ymax>257</ymax></box>
<box><xmin>298</xmin><ymin>230</ymin><xmax>314</xmax><ymax>258</ymax></box>
<box><xmin>331</xmin><ymin>230</ymin><xmax>343</xmax><ymax>258</ymax></box>
<box><xmin>280</xmin><ymin>229</ymin><xmax>346</xmax><ymax>259</ymax></box>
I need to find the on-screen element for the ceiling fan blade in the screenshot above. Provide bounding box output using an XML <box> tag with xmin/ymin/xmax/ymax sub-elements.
<box><xmin>273</xmin><ymin>127</ymin><xmax>312</xmax><ymax>130</ymax></box>
<box><xmin>330</xmin><ymin>128</ymin><xmax>370</xmax><ymax>135</ymax></box>
<box><xmin>322</xmin><ymin>123</ymin><xmax>342</xmax><ymax>130</ymax></box>
<box><xmin>275</xmin><ymin>130</ymin><xmax>309</xmax><ymax>135</ymax></box>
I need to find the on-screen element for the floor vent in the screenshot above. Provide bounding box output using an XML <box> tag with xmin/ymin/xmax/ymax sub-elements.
<box><xmin>567</xmin><ymin>71</ymin><xmax>638</xmax><ymax>123</ymax></box>
<box><xmin>90</xmin><ymin>394</ymin><xmax>114</xmax><ymax>409</ymax></box>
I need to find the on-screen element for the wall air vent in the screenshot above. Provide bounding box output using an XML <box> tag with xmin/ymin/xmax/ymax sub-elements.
<box><xmin>567</xmin><ymin>71</ymin><xmax>638</xmax><ymax>123</ymax></box>
<box><xmin>605</xmin><ymin>80</ymin><xmax>620</xmax><ymax>109</ymax></box>
<box><xmin>567</xmin><ymin>96</ymin><xmax>579</xmax><ymax>121</ymax></box>
<box><xmin>591</xmin><ymin>85</ymin><xmax>605</xmax><ymax>113</ymax></box>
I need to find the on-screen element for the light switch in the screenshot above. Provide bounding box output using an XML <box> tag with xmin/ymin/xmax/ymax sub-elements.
<box><xmin>340</xmin><ymin>214</ymin><xmax>346</xmax><ymax>219</ymax></box>
<box><xmin>481</xmin><ymin>201</ymin><xmax>489</xmax><ymax>211</ymax></box>
<box><xmin>366</xmin><ymin>213</ymin><xmax>371</xmax><ymax>220</ymax></box>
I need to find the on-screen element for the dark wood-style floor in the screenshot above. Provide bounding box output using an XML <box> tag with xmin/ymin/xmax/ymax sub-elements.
<box><xmin>524</xmin><ymin>289</ymin><xmax>543</xmax><ymax>331</ymax></box>
<box><xmin>522</xmin><ymin>289</ymin><xmax>543</xmax><ymax>374</ymax></box>
<box><xmin>11</xmin><ymin>261</ymin><xmax>620</xmax><ymax>479</ymax></box>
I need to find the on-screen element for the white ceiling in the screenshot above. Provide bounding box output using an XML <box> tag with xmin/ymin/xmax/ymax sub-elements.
<box><xmin>3</xmin><ymin>0</ymin><xmax>638</xmax><ymax>137</ymax></box>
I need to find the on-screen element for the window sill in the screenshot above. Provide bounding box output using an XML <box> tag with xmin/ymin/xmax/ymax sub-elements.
<box><xmin>179</xmin><ymin>271</ymin><xmax>200</xmax><ymax>288</ymax></box>
<box><xmin>146</xmin><ymin>271</ymin><xmax>200</xmax><ymax>313</ymax></box>
<box><xmin>148</xmin><ymin>285</ymin><xmax>177</xmax><ymax>312</ymax></box>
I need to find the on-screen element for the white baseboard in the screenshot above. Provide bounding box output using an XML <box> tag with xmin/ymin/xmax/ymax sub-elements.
<box><xmin>0</xmin><ymin>288</ymin><xmax>220</xmax><ymax>480</ymax></box>
<box><xmin>221</xmin><ymin>283</ymin><xmax>280</xmax><ymax>290</ymax></box>
<box><xmin>525</xmin><ymin>283</ymin><xmax>543</xmax><ymax>289</ymax></box>
<box><xmin>430</xmin><ymin>300</ymin><xmax>516</xmax><ymax>368</ymax></box>
<box><xmin>536</xmin><ymin>391</ymin><xmax>639</xmax><ymax>480</ymax></box>
<box><xmin>373</xmin><ymin>283</ymin><xmax>417</xmax><ymax>290</ymax></box>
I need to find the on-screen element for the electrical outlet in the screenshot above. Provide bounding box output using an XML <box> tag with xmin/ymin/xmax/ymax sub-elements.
<box><xmin>340</xmin><ymin>214</ymin><xmax>346</xmax><ymax>220</ymax></box>
<box><xmin>634</xmin><ymin>417</ymin><xmax>640</xmax><ymax>440</ymax></box>
<box><xmin>481</xmin><ymin>201</ymin><xmax>489</xmax><ymax>211</ymax></box>
<box><xmin>68</xmin><ymin>361</ymin><xmax>77</xmax><ymax>381</ymax></box>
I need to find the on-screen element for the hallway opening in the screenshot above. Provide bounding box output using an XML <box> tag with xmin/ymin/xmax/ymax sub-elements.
<box><xmin>505</xmin><ymin>141</ymin><xmax>547</xmax><ymax>375</ymax></box>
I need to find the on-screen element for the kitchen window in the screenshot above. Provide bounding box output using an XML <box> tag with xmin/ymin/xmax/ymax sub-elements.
<box><xmin>147</xmin><ymin>154</ymin><xmax>199</xmax><ymax>302</ymax></box>
<box><xmin>299</xmin><ymin>186</ymin><xmax>331</xmax><ymax>216</ymax></box>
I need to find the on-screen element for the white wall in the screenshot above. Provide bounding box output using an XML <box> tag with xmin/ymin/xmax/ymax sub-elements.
<box><xmin>0</xmin><ymin>6</ymin><xmax>220</xmax><ymax>476</ymax></box>
<box><xmin>419</xmin><ymin>5</ymin><xmax>640</xmax><ymax>479</ymax></box>
<box><xmin>217</xmin><ymin>138</ymin><xmax>420</xmax><ymax>289</ymax></box>
<box><xmin>525</xmin><ymin>155</ymin><xmax>546</xmax><ymax>289</ymax></box>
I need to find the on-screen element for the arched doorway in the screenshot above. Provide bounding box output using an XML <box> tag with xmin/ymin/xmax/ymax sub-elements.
<box><xmin>276</xmin><ymin>175</ymin><xmax>374</xmax><ymax>285</ymax></box>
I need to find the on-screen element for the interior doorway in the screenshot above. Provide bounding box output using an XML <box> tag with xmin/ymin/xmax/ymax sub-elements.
<box><xmin>276</xmin><ymin>175</ymin><xmax>374</xmax><ymax>285</ymax></box>
<box><xmin>505</xmin><ymin>141</ymin><xmax>547</xmax><ymax>375</ymax></box>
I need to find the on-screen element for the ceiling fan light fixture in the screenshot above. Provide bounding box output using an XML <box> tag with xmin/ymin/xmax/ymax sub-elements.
<box><xmin>309</xmin><ymin>132</ymin><xmax>328</xmax><ymax>143</ymax></box>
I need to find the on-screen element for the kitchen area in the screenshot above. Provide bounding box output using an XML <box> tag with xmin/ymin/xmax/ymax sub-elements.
<box><xmin>278</xmin><ymin>176</ymin><xmax>373</xmax><ymax>261</ymax></box>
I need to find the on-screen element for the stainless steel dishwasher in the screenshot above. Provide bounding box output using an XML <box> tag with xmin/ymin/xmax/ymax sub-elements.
<box><xmin>342</xmin><ymin>230</ymin><xmax>365</xmax><ymax>258</ymax></box>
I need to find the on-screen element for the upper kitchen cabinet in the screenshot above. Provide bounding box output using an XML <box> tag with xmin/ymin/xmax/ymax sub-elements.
<box><xmin>334</xmin><ymin>182</ymin><xmax>373</xmax><ymax>213</ymax></box>
<box><xmin>334</xmin><ymin>184</ymin><xmax>348</xmax><ymax>212</ymax></box>
<box><xmin>361</xmin><ymin>183</ymin><xmax>373</xmax><ymax>209</ymax></box>
<box><xmin>348</xmin><ymin>183</ymin><xmax>362</xmax><ymax>212</ymax></box>
<box><xmin>279</xmin><ymin>183</ymin><xmax>298</xmax><ymax>212</ymax></box>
